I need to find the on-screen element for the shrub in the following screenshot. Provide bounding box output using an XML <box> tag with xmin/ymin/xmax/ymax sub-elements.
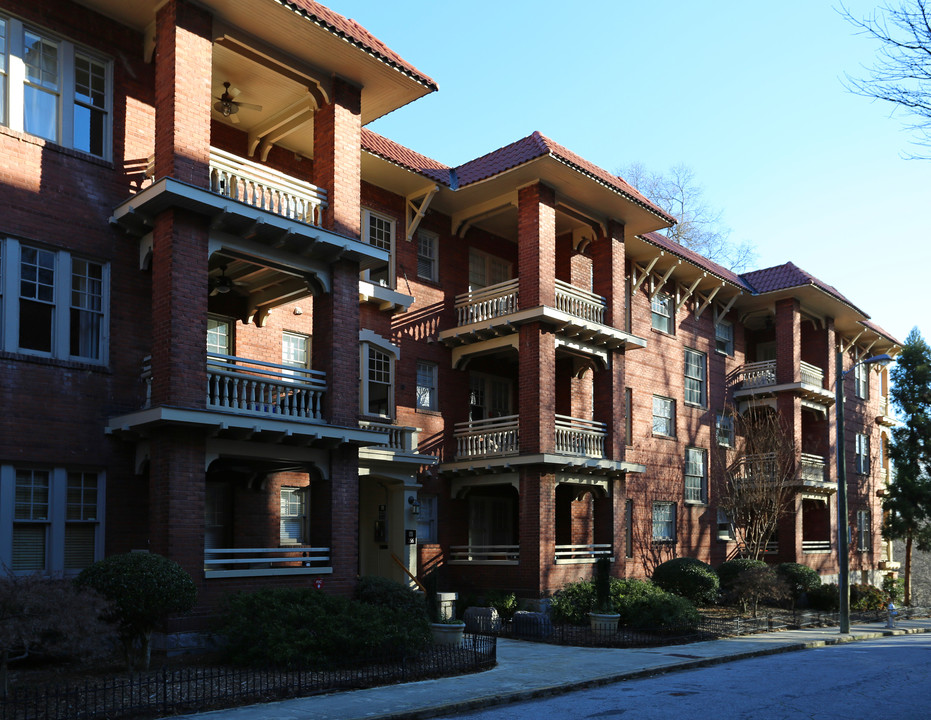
<box><xmin>624</xmin><ymin>592</ymin><xmax>700</xmax><ymax>630</ymax></box>
<box><xmin>218</xmin><ymin>586</ymin><xmax>431</xmax><ymax>668</ymax></box>
<box><xmin>808</xmin><ymin>583</ymin><xmax>840</xmax><ymax>612</ymax></box>
<box><xmin>776</xmin><ymin>563</ymin><xmax>821</xmax><ymax>607</ymax></box>
<box><xmin>358</xmin><ymin>575</ymin><xmax>428</xmax><ymax>619</ymax></box>
<box><xmin>716</xmin><ymin>559</ymin><xmax>768</xmax><ymax>594</ymax></box>
<box><xmin>549</xmin><ymin>579</ymin><xmax>595</xmax><ymax>625</ymax></box>
<box><xmin>76</xmin><ymin>552</ymin><xmax>196</xmax><ymax>671</ymax></box>
<box><xmin>882</xmin><ymin>575</ymin><xmax>904</xmax><ymax>606</ymax></box>
<box><xmin>851</xmin><ymin>583</ymin><xmax>885</xmax><ymax>611</ymax></box>
<box><xmin>652</xmin><ymin>558</ymin><xmax>720</xmax><ymax>606</ymax></box>
<box><xmin>486</xmin><ymin>591</ymin><xmax>518</xmax><ymax>622</ymax></box>
<box><xmin>728</xmin><ymin>566</ymin><xmax>789</xmax><ymax>616</ymax></box>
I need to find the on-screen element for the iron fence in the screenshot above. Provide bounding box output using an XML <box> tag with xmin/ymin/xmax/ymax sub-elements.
<box><xmin>1</xmin><ymin>634</ymin><xmax>496</xmax><ymax>720</ymax></box>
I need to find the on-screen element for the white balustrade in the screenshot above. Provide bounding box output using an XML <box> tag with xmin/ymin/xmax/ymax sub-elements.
<box><xmin>799</xmin><ymin>361</ymin><xmax>824</xmax><ymax>388</ymax></box>
<box><xmin>554</xmin><ymin>414</ymin><xmax>607</xmax><ymax>458</ymax></box>
<box><xmin>208</xmin><ymin>147</ymin><xmax>327</xmax><ymax>226</ymax></box>
<box><xmin>359</xmin><ymin>421</ymin><xmax>417</xmax><ymax>452</ymax></box>
<box><xmin>554</xmin><ymin>544</ymin><xmax>613</xmax><ymax>564</ymax></box>
<box><xmin>454</xmin><ymin>279</ymin><xmax>519</xmax><ymax>326</ymax></box>
<box><xmin>799</xmin><ymin>453</ymin><xmax>827</xmax><ymax>483</ymax></box>
<box><xmin>204</xmin><ymin>546</ymin><xmax>331</xmax><ymax>578</ymax></box>
<box><xmin>206</xmin><ymin>352</ymin><xmax>326</xmax><ymax>420</ymax></box>
<box><xmin>454</xmin><ymin>414</ymin><xmax>520</xmax><ymax>459</ymax></box>
<box><xmin>448</xmin><ymin>545</ymin><xmax>520</xmax><ymax>564</ymax></box>
<box><xmin>735</xmin><ymin>360</ymin><xmax>777</xmax><ymax>389</ymax></box>
<box><xmin>802</xmin><ymin>540</ymin><xmax>831</xmax><ymax>553</ymax></box>
<box><xmin>554</xmin><ymin>280</ymin><xmax>606</xmax><ymax>324</ymax></box>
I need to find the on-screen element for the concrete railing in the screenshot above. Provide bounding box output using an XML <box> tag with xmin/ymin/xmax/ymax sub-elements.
<box><xmin>454</xmin><ymin>414</ymin><xmax>520</xmax><ymax>459</ymax></box>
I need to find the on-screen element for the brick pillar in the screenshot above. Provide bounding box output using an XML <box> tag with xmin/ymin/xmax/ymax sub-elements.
<box><xmin>519</xmin><ymin>325</ymin><xmax>555</xmax><ymax>454</ymax></box>
<box><xmin>313</xmin><ymin>77</ymin><xmax>361</xmax><ymax>238</ymax></box>
<box><xmin>825</xmin><ymin>318</ymin><xmax>838</xmax><ymax>486</ymax></box>
<box><xmin>517</xmin><ymin>183</ymin><xmax>556</xmax><ymax>308</ymax></box>
<box><xmin>775</xmin><ymin>298</ymin><xmax>801</xmax><ymax>385</ymax></box>
<box><xmin>593</xmin><ymin>220</ymin><xmax>626</xmax><ymax>459</ymax></box>
<box><xmin>592</xmin><ymin>220</ymin><xmax>625</xmax><ymax>329</ymax></box>
<box><xmin>313</xmin><ymin>259</ymin><xmax>360</xmax><ymax>426</ymax></box>
<box><xmin>519</xmin><ymin>470</ymin><xmax>555</xmax><ymax>597</ymax></box>
<box><xmin>327</xmin><ymin>445</ymin><xmax>360</xmax><ymax>595</ymax></box>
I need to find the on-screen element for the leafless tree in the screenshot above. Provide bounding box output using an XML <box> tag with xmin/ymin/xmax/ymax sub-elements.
<box><xmin>621</xmin><ymin>163</ymin><xmax>756</xmax><ymax>271</ymax></box>
<box><xmin>629</xmin><ymin>462</ymin><xmax>681</xmax><ymax>577</ymax></box>
<box><xmin>841</xmin><ymin>1</ymin><xmax>931</xmax><ymax>156</ymax></box>
<box><xmin>713</xmin><ymin>406</ymin><xmax>797</xmax><ymax>561</ymax></box>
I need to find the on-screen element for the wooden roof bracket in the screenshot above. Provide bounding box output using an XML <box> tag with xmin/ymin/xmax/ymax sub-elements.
<box><xmin>630</xmin><ymin>256</ymin><xmax>659</xmax><ymax>295</ymax></box>
<box><xmin>676</xmin><ymin>274</ymin><xmax>704</xmax><ymax>312</ymax></box>
<box><xmin>649</xmin><ymin>261</ymin><xmax>679</xmax><ymax>299</ymax></box>
<box><xmin>694</xmin><ymin>284</ymin><xmax>722</xmax><ymax>319</ymax></box>
<box><xmin>840</xmin><ymin>329</ymin><xmax>866</xmax><ymax>355</ymax></box>
<box><xmin>712</xmin><ymin>292</ymin><xmax>739</xmax><ymax>324</ymax></box>
<box><xmin>406</xmin><ymin>185</ymin><xmax>439</xmax><ymax>241</ymax></box>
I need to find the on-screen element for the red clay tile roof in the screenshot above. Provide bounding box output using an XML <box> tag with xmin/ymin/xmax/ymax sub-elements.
<box><xmin>361</xmin><ymin>129</ymin><xmax>451</xmax><ymax>185</ymax></box>
<box><xmin>640</xmin><ymin>232</ymin><xmax>754</xmax><ymax>292</ymax></box>
<box><xmin>283</xmin><ymin>1</ymin><xmax>438</xmax><ymax>91</ymax></box>
<box><xmin>454</xmin><ymin>132</ymin><xmax>675</xmax><ymax>224</ymax></box>
<box><xmin>861</xmin><ymin>319</ymin><xmax>902</xmax><ymax>347</ymax></box>
<box><xmin>740</xmin><ymin>262</ymin><xmax>867</xmax><ymax>315</ymax></box>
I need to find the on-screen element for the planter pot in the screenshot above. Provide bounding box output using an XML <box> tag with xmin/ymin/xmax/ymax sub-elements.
<box><xmin>589</xmin><ymin>612</ymin><xmax>620</xmax><ymax>638</ymax></box>
<box><xmin>431</xmin><ymin>622</ymin><xmax>465</xmax><ymax>646</ymax></box>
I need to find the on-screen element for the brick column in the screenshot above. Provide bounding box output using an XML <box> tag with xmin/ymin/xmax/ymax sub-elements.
<box><xmin>519</xmin><ymin>325</ymin><xmax>556</xmax><ymax>454</ymax></box>
<box><xmin>517</xmin><ymin>183</ymin><xmax>556</xmax><ymax>308</ymax></box>
<box><xmin>313</xmin><ymin>77</ymin><xmax>361</xmax><ymax>239</ymax></box>
<box><xmin>327</xmin><ymin>445</ymin><xmax>360</xmax><ymax>595</ymax></box>
<box><xmin>592</xmin><ymin>220</ymin><xmax>625</xmax><ymax>329</ymax></box>
<box><xmin>519</xmin><ymin>470</ymin><xmax>556</xmax><ymax>597</ymax></box>
<box><xmin>313</xmin><ymin>259</ymin><xmax>360</xmax><ymax>426</ymax></box>
<box><xmin>775</xmin><ymin>298</ymin><xmax>801</xmax><ymax>385</ymax></box>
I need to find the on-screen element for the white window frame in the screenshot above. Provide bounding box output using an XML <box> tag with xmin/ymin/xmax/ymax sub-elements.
<box><xmin>416</xmin><ymin>360</ymin><xmax>438</xmax><ymax>411</ymax></box>
<box><xmin>417</xmin><ymin>230</ymin><xmax>438</xmax><ymax>283</ymax></box>
<box><xmin>0</xmin><ymin>15</ymin><xmax>112</xmax><ymax>159</ymax></box>
<box><xmin>652</xmin><ymin>501</ymin><xmax>676</xmax><ymax>542</ymax></box>
<box><xmin>362</xmin><ymin>208</ymin><xmax>395</xmax><ymax>289</ymax></box>
<box><xmin>416</xmin><ymin>493</ymin><xmax>438</xmax><ymax>544</ymax></box>
<box><xmin>715</xmin><ymin>320</ymin><xmax>733</xmax><ymax>355</ymax></box>
<box><xmin>206</xmin><ymin>315</ymin><xmax>232</xmax><ymax>357</ymax></box>
<box><xmin>359</xmin><ymin>331</ymin><xmax>399</xmax><ymax>419</ymax></box>
<box><xmin>279</xmin><ymin>486</ymin><xmax>307</xmax><ymax>545</ymax></box>
<box><xmin>652</xmin><ymin>395</ymin><xmax>675</xmax><ymax>437</ymax></box>
<box><xmin>855</xmin><ymin>432</ymin><xmax>870</xmax><ymax>474</ymax></box>
<box><xmin>854</xmin><ymin>361</ymin><xmax>869</xmax><ymax>400</ymax></box>
<box><xmin>717</xmin><ymin>507</ymin><xmax>735</xmax><ymax>541</ymax></box>
<box><xmin>651</xmin><ymin>292</ymin><xmax>674</xmax><ymax>334</ymax></box>
<box><xmin>1</xmin><ymin>464</ymin><xmax>104</xmax><ymax>574</ymax></box>
<box><xmin>716</xmin><ymin>412</ymin><xmax>735</xmax><ymax>447</ymax></box>
<box><xmin>856</xmin><ymin>509</ymin><xmax>871</xmax><ymax>552</ymax></box>
<box><xmin>684</xmin><ymin>349</ymin><xmax>706</xmax><ymax>407</ymax></box>
<box><xmin>281</xmin><ymin>331</ymin><xmax>310</xmax><ymax>377</ymax></box>
<box><xmin>0</xmin><ymin>237</ymin><xmax>109</xmax><ymax>364</ymax></box>
<box><xmin>468</xmin><ymin>248</ymin><xmax>511</xmax><ymax>291</ymax></box>
<box><xmin>685</xmin><ymin>447</ymin><xmax>707</xmax><ymax>504</ymax></box>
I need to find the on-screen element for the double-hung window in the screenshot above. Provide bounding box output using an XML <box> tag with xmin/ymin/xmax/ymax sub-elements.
<box><xmin>684</xmin><ymin>349</ymin><xmax>706</xmax><ymax>407</ymax></box>
<box><xmin>0</xmin><ymin>16</ymin><xmax>111</xmax><ymax>158</ymax></box>
<box><xmin>279</xmin><ymin>487</ymin><xmax>306</xmax><ymax>545</ymax></box>
<box><xmin>417</xmin><ymin>231</ymin><xmax>438</xmax><ymax>282</ymax></box>
<box><xmin>281</xmin><ymin>331</ymin><xmax>310</xmax><ymax>378</ymax></box>
<box><xmin>716</xmin><ymin>412</ymin><xmax>735</xmax><ymax>447</ymax></box>
<box><xmin>360</xmin><ymin>332</ymin><xmax>398</xmax><ymax>419</ymax></box>
<box><xmin>856</xmin><ymin>510</ymin><xmax>871</xmax><ymax>552</ymax></box>
<box><xmin>416</xmin><ymin>494</ymin><xmax>438</xmax><ymax>544</ymax></box>
<box><xmin>652</xmin><ymin>502</ymin><xmax>676</xmax><ymax>542</ymax></box>
<box><xmin>416</xmin><ymin>360</ymin><xmax>438</xmax><ymax>411</ymax></box>
<box><xmin>362</xmin><ymin>209</ymin><xmax>395</xmax><ymax>287</ymax></box>
<box><xmin>685</xmin><ymin>447</ymin><xmax>707</xmax><ymax>503</ymax></box>
<box><xmin>715</xmin><ymin>321</ymin><xmax>733</xmax><ymax>355</ymax></box>
<box><xmin>854</xmin><ymin>361</ymin><xmax>869</xmax><ymax>400</ymax></box>
<box><xmin>651</xmin><ymin>292</ymin><xmax>673</xmax><ymax>333</ymax></box>
<box><xmin>855</xmin><ymin>433</ymin><xmax>870</xmax><ymax>474</ymax></box>
<box><xmin>652</xmin><ymin>395</ymin><xmax>675</xmax><ymax>437</ymax></box>
<box><xmin>0</xmin><ymin>237</ymin><xmax>109</xmax><ymax>363</ymax></box>
<box><xmin>468</xmin><ymin>248</ymin><xmax>510</xmax><ymax>291</ymax></box>
<box><xmin>206</xmin><ymin>316</ymin><xmax>231</xmax><ymax>357</ymax></box>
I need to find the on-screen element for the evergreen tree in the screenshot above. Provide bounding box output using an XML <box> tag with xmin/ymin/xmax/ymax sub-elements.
<box><xmin>885</xmin><ymin>327</ymin><xmax>931</xmax><ymax>604</ymax></box>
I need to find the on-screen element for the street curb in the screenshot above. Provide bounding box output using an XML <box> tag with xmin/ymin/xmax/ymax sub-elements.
<box><xmin>370</xmin><ymin>625</ymin><xmax>931</xmax><ymax>720</ymax></box>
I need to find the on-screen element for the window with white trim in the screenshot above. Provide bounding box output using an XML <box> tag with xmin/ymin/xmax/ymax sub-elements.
<box><xmin>416</xmin><ymin>360</ymin><xmax>437</xmax><ymax>411</ymax></box>
<box><xmin>206</xmin><ymin>316</ymin><xmax>231</xmax><ymax>356</ymax></box>
<box><xmin>3</xmin><ymin>465</ymin><xmax>103</xmax><ymax>573</ymax></box>
<box><xmin>715</xmin><ymin>320</ymin><xmax>733</xmax><ymax>355</ymax></box>
<box><xmin>279</xmin><ymin>486</ymin><xmax>306</xmax><ymax>545</ymax></box>
<box><xmin>468</xmin><ymin>248</ymin><xmax>510</xmax><ymax>291</ymax></box>
<box><xmin>854</xmin><ymin>361</ymin><xmax>869</xmax><ymax>400</ymax></box>
<box><xmin>684</xmin><ymin>349</ymin><xmax>706</xmax><ymax>407</ymax></box>
<box><xmin>652</xmin><ymin>395</ymin><xmax>675</xmax><ymax>437</ymax></box>
<box><xmin>685</xmin><ymin>447</ymin><xmax>707</xmax><ymax>503</ymax></box>
<box><xmin>856</xmin><ymin>509</ymin><xmax>871</xmax><ymax>552</ymax></box>
<box><xmin>651</xmin><ymin>292</ymin><xmax>673</xmax><ymax>333</ymax></box>
<box><xmin>281</xmin><ymin>331</ymin><xmax>310</xmax><ymax>375</ymax></box>
<box><xmin>855</xmin><ymin>432</ymin><xmax>870</xmax><ymax>474</ymax></box>
<box><xmin>717</xmin><ymin>507</ymin><xmax>735</xmax><ymax>541</ymax></box>
<box><xmin>362</xmin><ymin>209</ymin><xmax>395</xmax><ymax>287</ymax></box>
<box><xmin>716</xmin><ymin>412</ymin><xmax>735</xmax><ymax>447</ymax></box>
<box><xmin>417</xmin><ymin>230</ymin><xmax>438</xmax><ymax>282</ymax></box>
<box><xmin>652</xmin><ymin>502</ymin><xmax>676</xmax><ymax>542</ymax></box>
<box><xmin>416</xmin><ymin>494</ymin><xmax>437</xmax><ymax>544</ymax></box>
<box><xmin>0</xmin><ymin>237</ymin><xmax>108</xmax><ymax>362</ymax></box>
<box><xmin>0</xmin><ymin>16</ymin><xmax>111</xmax><ymax>158</ymax></box>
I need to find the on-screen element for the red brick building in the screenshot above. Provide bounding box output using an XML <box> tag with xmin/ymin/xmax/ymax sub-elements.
<box><xmin>0</xmin><ymin>0</ymin><xmax>899</xmax><ymax>634</ymax></box>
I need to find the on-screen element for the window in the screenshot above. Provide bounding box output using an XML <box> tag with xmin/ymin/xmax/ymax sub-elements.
<box><xmin>0</xmin><ymin>238</ymin><xmax>108</xmax><ymax>362</ymax></box>
<box><xmin>652</xmin><ymin>502</ymin><xmax>676</xmax><ymax>542</ymax></box>
<box><xmin>416</xmin><ymin>494</ymin><xmax>437</xmax><ymax>544</ymax></box>
<box><xmin>0</xmin><ymin>16</ymin><xmax>111</xmax><ymax>158</ymax></box>
<box><xmin>715</xmin><ymin>321</ymin><xmax>733</xmax><ymax>355</ymax></box>
<box><xmin>716</xmin><ymin>412</ymin><xmax>735</xmax><ymax>447</ymax></box>
<box><xmin>855</xmin><ymin>433</ymin><xmax>870</xmax><ymax>474</ymax></box>
<box><xmin>624</xmin><ymin>499</ymin><xmax>634</xmax><ymax>558</ymax></box>
<box><xmin>684</xmin><ymin>349</ymin><xmax>706</xmax><ymax>407</ymax></box>
<box><xmin>416</xmin><ymin>360</ymin><xmax>437</xmax><ymax>411</ymax></box>
<box><xmin>365</xmin><ymin>345</ymin><xmax>392</xmax><ymax>417</ymax></box>
<box><xmin>685</xmin><ymin>447</ymin><xmax>707</xmax><ymax>503</ymax></box>
<box><xmin>362</xmin><ymin>209</ymin><xmax>395</xmax><ymax>287</ymax></box>
<box><xmin>625</xmin><ymin>387</ymin><xmax>633</xmax><ymax>446</ymax></box>
<box><xmin>282</xmin><ymin>331</ymin><xmax>310</xmax><ymax>375</ymax></box>
<box><xmin>468</xmin><ymin>248</ymin><xmax>510</xmax><ymax>291</ymax></box>
<box><xmin>280</xmin><ymin>487</ymin><xmax>306</xmax><ymax>545</ymax></box>
<box><xmin>469</xmin><ymin>373</ymin><xmax>512</xmax><ymax>421</ymax></box>
<box><xmin>468</xmin><ymin>493</ymin><xmax>515</xmax><ymax>547</ymax></box>
<box><xmin>856</xmin><ymin>510</ymin><xmax>871</xmax><ymax>552</ymax></box>
<box><xmin>717</xmin><ymin>507</ymin><xmax>735</xmax><ymax>541</ymax></box>
<box><xmin>3</xmin><ymin>465</ymin><xmax>102</xmax><ymax>573</ymax></box>
<box><xmin>651</xmin><ymin>292</ymin><xmax>673</xmax><ymax>333</ymax></box>
<box><xmin>854</xmin><ymin>361</ymin><xmax>869</xmax><ymax>400</ymax></box>
<box><xmin>206</xmin><ymin>316</ymin><xmax>231</xmax><ymax>356</ymax></box>
<box><xmin>652</xmin><ymin>395</ymin><xmax>675</xmax><ymax>437</ymax></box>
<box><xmin>417</xmin><ymin>231</ymin><xmax>438</xmax><ymax>282</ymax></box>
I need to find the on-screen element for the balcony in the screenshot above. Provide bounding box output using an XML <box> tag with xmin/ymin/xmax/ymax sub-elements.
<box><xmin>454</xmin><ymin>415</ymin><xmax>520</xmax><ymax>460</ymax></box>
<box><xmin>448</xmin><ymin>545</ymin><xmax>519</xmax><ymax>565</ymax></box>
<box><xmin>876</xmin><ymin>396</ymin><xmax>896</xmax><ymax>427</ymax></box>
<box><xmin>798</xmin><ymin>453</ymin><xmax>830</xmax><ymax>489</ymax></box>
<box><xmin>204</xmin><ymin>546</ymin><xmax>331</xmax><ymax>579</ymax></box>
<box><xmin>729</xmin><ymin>360</ymin><xmax>833</xmax><ymax>406</ymax></box>
<box><xmin>554</xmin><ymin>544</ymin><xmax>612</xmax><ymax>564</ymax></box>
<box><xmin>554</xmin><ymin>415</ymin><xmax>606</xmax><ymax>458</ymax></box>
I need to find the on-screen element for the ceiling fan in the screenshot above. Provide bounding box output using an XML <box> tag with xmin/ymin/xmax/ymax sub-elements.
<box><xmin>209</xmin><ymin>265</ymin><xmax>246</xmax><ymax>296</ymax></box>
<box><xmin>213</xmin><ymin>82</ymin><xmax>263</xmax><ymax>123</ymax></box>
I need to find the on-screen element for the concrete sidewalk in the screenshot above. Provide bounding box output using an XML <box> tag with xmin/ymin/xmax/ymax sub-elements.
<box><xmin>168</xmin><ymin>617</ymin><xmax>931</xmax><ymax>720</ymax></box>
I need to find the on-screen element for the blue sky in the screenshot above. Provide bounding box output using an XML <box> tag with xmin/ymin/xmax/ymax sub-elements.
<box><xmin>326</xmin><ymin>1</ymin><xmax>927</xmax><ymax>345</ymax></box>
